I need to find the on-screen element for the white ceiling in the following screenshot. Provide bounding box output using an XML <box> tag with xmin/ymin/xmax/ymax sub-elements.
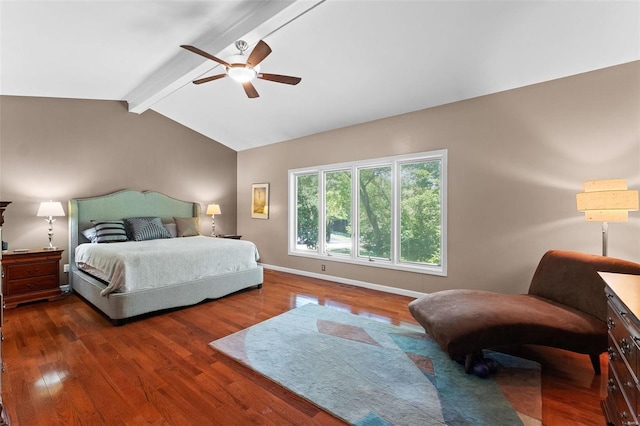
<box><xmin>1</xmin><ymin>1</ymin><xmax>638</xmax><ymax>151</ymax></box>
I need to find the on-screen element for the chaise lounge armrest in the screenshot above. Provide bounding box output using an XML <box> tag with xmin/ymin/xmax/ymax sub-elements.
<box><xmin>408</xmin><ymin>250</ymin><xmax>640</xmax><ymax>374</ymax></box>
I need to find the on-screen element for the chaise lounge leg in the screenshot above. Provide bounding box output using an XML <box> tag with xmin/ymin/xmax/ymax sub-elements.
<box><xmin>589</xmin><ymin>353</ymin><xmax>601</xmax><ymax>375</ymax></box>
<box><xmin>464</xmin><ymin>354</ymin><xmax>474</xmax><ymax>374</ymax></box>
<box><xmin>463</xmin><ymin>351</ymin><xmax>486</xmax><ymax>374</ymax></box>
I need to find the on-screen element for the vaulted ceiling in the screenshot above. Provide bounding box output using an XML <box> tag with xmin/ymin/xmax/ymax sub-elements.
<box><xmin>1</xmin><ymin>1</ymin><xmax>638</xmax><ymax>151</ymax></box>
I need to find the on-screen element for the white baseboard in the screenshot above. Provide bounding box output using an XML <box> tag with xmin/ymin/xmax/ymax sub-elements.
<box><xmin>259</xmin><ymin>263</ymin><xmax>426</xmax><ymax>299</ymax></box>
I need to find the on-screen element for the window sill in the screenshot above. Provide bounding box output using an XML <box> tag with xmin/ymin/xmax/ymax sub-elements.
<box><xmin>288</xmin><ymin>250</ymin><xmax>447</xmax><ymax>276</ymax></box>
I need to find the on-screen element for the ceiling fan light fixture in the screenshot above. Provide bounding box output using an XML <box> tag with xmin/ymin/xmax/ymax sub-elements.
<box><xmin>227</xmin><ymin>65</ymin><xmax>257</xmax><ymax>83</ymax></box>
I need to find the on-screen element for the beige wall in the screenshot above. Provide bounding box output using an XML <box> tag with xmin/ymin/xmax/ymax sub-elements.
<box><xmin>238</xmin><ymin>61</ymin><xmax>640</xmax><ymax>295</ymax></box>
<box><xmin>0</xmin><ymin>97</ymin><xmax>237</xmax><ymax>285</ymax></box>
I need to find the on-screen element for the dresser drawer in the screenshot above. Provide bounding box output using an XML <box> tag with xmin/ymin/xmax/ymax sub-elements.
<box><xmin>607</xmin><ymin>366</ymin><xmax>639</xmax><ymax>426</ymax></box>
<box><xmin>6</xmin><ymin>261</ymin><xmax>57</xmax><ymax>280</ymax></box>
<box><xmin>608</xmin><ymin>300</ymin><xmax>640</xmax><ymax>379</ymax></box>
<box><xmin>610</xmin><ymin>334</ymin><xmax>639</xmax><ymax>414</ymax></box>
<box><xmin>6</xmin><ymin>276</ymin><xmax>58</xmax><ymax>296</ymax></box>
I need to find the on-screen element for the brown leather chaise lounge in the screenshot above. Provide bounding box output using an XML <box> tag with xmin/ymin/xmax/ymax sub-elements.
<box><xmin>408</xmin><ymin>250</ymin><xmax>640</xmax><ymax>374</ymax></box>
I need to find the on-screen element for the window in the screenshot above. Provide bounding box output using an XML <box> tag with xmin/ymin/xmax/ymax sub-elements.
<box><xmin>289</xmin><ymin>150</ymin><xmax>447</xmax><ymax>275</ymax></box>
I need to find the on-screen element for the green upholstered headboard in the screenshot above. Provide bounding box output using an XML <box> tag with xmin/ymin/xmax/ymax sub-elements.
<box><xmin>68</xmin><ymin>189</ymin><xmax>200</xmax><ymax>288</ymax></box>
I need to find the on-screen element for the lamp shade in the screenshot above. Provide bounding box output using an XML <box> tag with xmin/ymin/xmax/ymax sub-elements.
<box><xmin>576</xmin><ymin>179</ymin><xmax>639</xmax><ymax>222</ymax></box>
<box><xmin>36</xmin><ymin>201</ymin><xmax>65</xmax><ymax>217</ymax></box>
<box><xmin>206</xmin><ymin>204</ymin><xmax>221</xmax><ymax>215</ymax></box>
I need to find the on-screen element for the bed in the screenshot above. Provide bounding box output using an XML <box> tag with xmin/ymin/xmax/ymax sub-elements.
<box><xmin>69</xmin><ymin>189</ymin><xmax>263</xmax><ymax>324</ymax></box>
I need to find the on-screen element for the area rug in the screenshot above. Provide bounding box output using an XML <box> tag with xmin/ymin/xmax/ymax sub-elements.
<box><xmin>209</xmin><ymin>303</ymin><xmax>541</xmax><ymax>426</ymax></box>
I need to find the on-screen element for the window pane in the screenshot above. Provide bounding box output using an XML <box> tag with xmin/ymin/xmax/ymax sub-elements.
<box><xmin>358</xmin><ymin>166</ymin><xmax>391</xmax><ymax>259</ymax></box>
<box><xmin>325</xmin><ymin>170</ymin><xmax>351</xmax><ymax>256</ymax></box>
<box><xmin>400</xmin><ymin>160</ymin><xmax>441</xmax><ymax>265</ymax></box>
<box><xmin>296</xmin><ymin>173</ymin><xmax>319</xmax><ymax>252</ymax></box>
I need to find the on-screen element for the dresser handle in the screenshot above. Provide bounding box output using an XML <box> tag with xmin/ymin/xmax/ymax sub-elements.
<box><xmin>608</xmin><ymin>317</ymin><xmax>616</xmax><ymax>329</ymax></box>
<box><xmin>620</xmin><ymin>338</ymin><xmax>632</xmax><ymax>354</ymax></box>
<box><xmin>625</xmin><ymin>381</ymin><xmax>635</xmax><ymax>389</ymax></box>
<box><xmin>608</xmin><ymin>378</ymin><xmax>617</xmax><ymax>392</ymax></box>
<box><xmin>608</xmin><ymin>347</ymin><xmax>618</xmax><ymax>361</ymax></box>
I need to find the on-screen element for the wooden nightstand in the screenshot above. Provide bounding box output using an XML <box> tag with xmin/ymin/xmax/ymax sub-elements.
<box><xmin>219</xmin><ymin>234</ymin><xmax>242</xmax><ymax>240</ymax></box>
<box><xmin>1</xmin><ymin>248</ymin><xmax>64</xmax><ymax>308</ymax></box>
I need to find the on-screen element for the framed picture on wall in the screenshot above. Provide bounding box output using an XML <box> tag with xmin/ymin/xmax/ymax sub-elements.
<box><xmin>251</xmin><ymin>183</ymin><xmax>269</xmax><ymax>219</ymax></box>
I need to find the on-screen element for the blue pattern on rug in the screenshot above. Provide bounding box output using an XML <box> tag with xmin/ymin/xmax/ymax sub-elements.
<box><xmin>210</xmin><ymin>303</ymin><xmax>541</xmax><ymax>425</ymax></box>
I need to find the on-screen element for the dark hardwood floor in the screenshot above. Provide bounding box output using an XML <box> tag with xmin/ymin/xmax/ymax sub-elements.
<box><xmin>2</xmin><ymin>270</ymin><xmax>605</xmax><ymax>425</ymax></box>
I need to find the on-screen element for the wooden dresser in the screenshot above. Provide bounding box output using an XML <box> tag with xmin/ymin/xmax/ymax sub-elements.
<box><xmin>0</xmin><ymin>202</ymin><xmax>10</xmax><ymax>424</ymax></box>
<box><xmin>1</xmin><ymin>248</ymin><xmax>63</xmax><ymax>309</ymax></box>
<box><xmin>601</xmin><ymin>272</ymin><xmax>640</xmax><ymax>426</ymax></box>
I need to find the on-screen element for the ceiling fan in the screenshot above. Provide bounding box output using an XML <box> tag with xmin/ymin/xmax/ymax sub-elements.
<box><xmin>181</xmin><ymin>40</ymin><xmax>301</xmax><ymax>99</ymax></box>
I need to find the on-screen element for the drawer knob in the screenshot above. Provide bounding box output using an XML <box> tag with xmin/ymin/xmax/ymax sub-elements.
<box><xmin>608</xmin><ymin>317</ymin><xmax>617</xmax><ymax>329</ymax></box>
<box><xmin>608</xmin><ymin>347</ymin><xmax>618</xmax><ymax>361</ymax></box>
<box><xmin>608</xmin><ymin>378</ymin><xmax>617</xmax><ymax>392</ymax></box>
<box><xmin>625</xmin><ymin>381</ymin><xmax>635</xmax><ymax>389</ymax></box>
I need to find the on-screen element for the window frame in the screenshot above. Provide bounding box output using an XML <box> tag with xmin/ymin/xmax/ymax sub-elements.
<box><xmin>288</xmin><ymin>149</ymin><xmax>447</xmax><ymax>276</ymax></box>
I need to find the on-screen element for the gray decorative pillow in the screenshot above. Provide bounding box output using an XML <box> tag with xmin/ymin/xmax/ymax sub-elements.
<box><xmin>173</xmin><ymin>217</ymin><xmax>200</xmax><ymax>237</ymax></box>
<box><xmin>90</xmin><ymin>220</ymin><xmax>128</xmax><ymax>243</ymax></box>
<box><xmin>124</xmin><ymin>217</ymin><xmax>172</xmax><ymax>241</ymax></box>
<box><xmin>163</xmin><ymin>223</ymin><xmax>178</xmax><ymax>238</ymax></box>
<box><xmin>81</xmin><ymin>226</ymin><xmax>98</xmax><ymax>243</ymax></box>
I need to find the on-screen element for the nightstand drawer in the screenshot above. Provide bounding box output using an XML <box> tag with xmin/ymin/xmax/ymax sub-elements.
<box><xmin>7</xmin><ymin>276</ymin><xmax>57</xmax><ymax>296</ymax></box>
<box><xmin>7</xmin><ymin>261</ymin><xmax>57</xmax><ymax>280</ymax></box>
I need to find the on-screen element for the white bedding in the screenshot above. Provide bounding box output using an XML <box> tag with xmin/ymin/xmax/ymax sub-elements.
<box><xmin>75</xmin><ymin>236</ymin><xmax>260</xmax><ymax>296</ymax></box>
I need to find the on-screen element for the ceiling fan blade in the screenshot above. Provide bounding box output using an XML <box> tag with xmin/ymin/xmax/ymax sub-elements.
<box><xmin>193</xmin><ymin>74</ymin><xmax>227</xmax><ymax>85</ymax></box>
<box><xmin>246</xmin><ymin>40</ymin><xmax>272</xmax><ymax>68</ymax></box>
<box><xmin>242</xmin><ymin>81</ymin><xmax>260</xmax><ymax>98</ymax></box>
<box><xmin>258</xmin><ymin>73</ymin><xmax>302</xmax><ymax>85</ymax></box>
<box><xmin>181</xmin><ymin>45</ymin><xmax>230</xmax><ymax>67</ymax></box>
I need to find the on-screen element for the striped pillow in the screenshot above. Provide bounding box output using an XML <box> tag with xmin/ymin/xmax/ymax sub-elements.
<box><xmin>89</xmin><ymin>220</ymin><xmax>128</xmax><ymax>243</ymax></box>
<box><xmin>124</xmin><ymin>217</ymin><xmax>172</xmax><ymax>241</ymax></box>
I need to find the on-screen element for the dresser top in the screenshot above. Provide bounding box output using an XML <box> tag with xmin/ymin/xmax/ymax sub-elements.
<box><xmin>600</xmin><ymin>272</ymin><xmax>640</xmax><ymax>318</ymax></box>
<box><xmin>2</xmin><ymin>248</ymin><xmax>64</xmax><ymax>257</ymax></box>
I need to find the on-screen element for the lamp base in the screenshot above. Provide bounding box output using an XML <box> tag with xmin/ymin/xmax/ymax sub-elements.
<box><xmin>42</xmin><ymin>246</ymin><xmax>57</xmax><ymax>250</ymax></box>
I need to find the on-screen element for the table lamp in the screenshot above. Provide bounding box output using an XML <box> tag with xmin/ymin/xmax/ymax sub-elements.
<box><xmin>37</xmin><ymin>201</ymin><xmax>65</xmax><ymax>249</ymax></box>
<box><xmin>206</xmin><ymin>203</ymin><xmax>221</xmax><ymax>237</ymax></box>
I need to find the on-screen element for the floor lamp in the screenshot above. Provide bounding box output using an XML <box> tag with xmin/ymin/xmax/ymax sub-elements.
<box><xmin>576</xmin><ymin>179</ymin><xmax>639</xmax><ymax>256</ymax></box>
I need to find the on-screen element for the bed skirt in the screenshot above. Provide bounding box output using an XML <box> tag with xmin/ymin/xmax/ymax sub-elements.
<box><xmin>72</xmin><ymin>266</ymin><xmax>263</xmax><ymax>323</ymax></box>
